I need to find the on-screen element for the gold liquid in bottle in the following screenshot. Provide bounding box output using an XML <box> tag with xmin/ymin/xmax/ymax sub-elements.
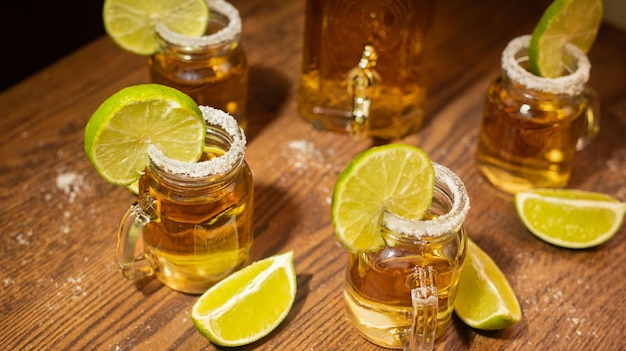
<box><xmin>298</xmin><ymin>0</ymin><xmax>434</xmax><ymax>139</ymax></box>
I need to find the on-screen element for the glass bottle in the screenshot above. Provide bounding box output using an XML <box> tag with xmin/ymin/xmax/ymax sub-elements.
<box><xmin>297</xmin><ymin>0</ymin><xmax>435</xmax><ymax>139</ymax></box>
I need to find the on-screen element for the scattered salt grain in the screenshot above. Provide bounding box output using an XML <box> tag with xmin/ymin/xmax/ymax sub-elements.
<box><xmin>287</xmin><ymin>140</ymin><xmax>317</xmax><ymax>171</ymax></box>
<box><xmin>62</xmin><ymin>274</ymin><xmax>88</xmax><ymax>300</ymax></box>
<box><xmin>16</xmin><ymin>233</ymin><xmax>30</xmax><ymax>245</ymax></box>
<box><xmin>56</xmin><ymin>172</ymin><xmax>84</xmax><ymax>203</ymax></box>
<box><xmin>284</xmin><ymin>140</ymin><xmax>334</xmax><ymax>174</ymax></box>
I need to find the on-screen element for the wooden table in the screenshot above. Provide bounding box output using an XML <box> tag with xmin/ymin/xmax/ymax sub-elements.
<box><xmin>2</xmin><ymin>0</ymin><xmax>625</xmax><ymax>350</ymax></box>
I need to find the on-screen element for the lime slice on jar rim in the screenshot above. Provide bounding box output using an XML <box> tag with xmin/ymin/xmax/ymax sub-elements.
<box><xmin>528</xmin><ymin>0</ymin><xmax>603</xmax><ymax>77</ymax></box>
<box><xmin>103</xmin><ymin>0</ymin><xmax>209</xmax><ymax>55</ymax></box>
<box><xmin>84</xmin><ymin>84</ymin><xmax>206</xmax><ymax>186</ymax></box>
<box><xmin>331</xmin><ymin>144</ymin><xmax>435</xmax><ymax>253</ymax></box>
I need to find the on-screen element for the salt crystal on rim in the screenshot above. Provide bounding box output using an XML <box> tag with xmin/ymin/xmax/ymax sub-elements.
<box><xmin>501</xmin><ymin>35</ymin><xmax>590</xmax><ymax>96</ymax></box>
<box><xmin>148</xmin><ymin>106</ymin><xmax>246</xmax><ymax>177</ymax></box>
<box><xmin>156</xmin><ymin>0</ymin><xmax>241</xmax><ymax>48</ymax></box>
<box><xmin>383</xmin><ymin>163</ymin><xmax>470</xmax><ymax>238</ymax></box>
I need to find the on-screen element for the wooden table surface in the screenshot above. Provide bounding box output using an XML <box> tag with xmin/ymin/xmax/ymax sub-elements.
<box><xmin>2</xmin><ymin>0</ymin><xmax>625</xmax><ymax>350</ymax></box>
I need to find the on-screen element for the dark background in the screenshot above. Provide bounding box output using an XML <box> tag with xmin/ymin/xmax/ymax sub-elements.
<box><xmin>1</xmin><ymin>1</ymin><xmax>106</xmax><ymax>91</ymax></box>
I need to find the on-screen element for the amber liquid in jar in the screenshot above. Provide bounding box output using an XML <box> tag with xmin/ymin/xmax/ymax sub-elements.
<box><xmin>138</xmin><ymin>122</ymin><xmax>254</xmax><ymax>294</ymax></box>
<box><xmin>476</xmin><ymin>71</ymin><xmax>586</xmax><ymax>195</ymax></box>
<box><xmin>344</xmin><ymin>213</ymin><xmax>465</xmax><ymax>348</ymax></box>
<box><xmin>475</xmin><ymin>36</ymin><xmax>595</xmax><ymax>196</ymax></box>
<box><xmin>150</xmin><ymin>6</ymin><xmax>249</xmax><ymax>129</ymax></box>
<box><xmin>344</xmin><ymin>164</ymin><xmax>469</xmax><ymax>349</ymax></box>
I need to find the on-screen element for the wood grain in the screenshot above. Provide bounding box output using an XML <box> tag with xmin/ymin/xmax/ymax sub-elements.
<box><xmin>1</xmin><ymin>0</ymin><xmax>625</xmax><ymax>350</ymax></box>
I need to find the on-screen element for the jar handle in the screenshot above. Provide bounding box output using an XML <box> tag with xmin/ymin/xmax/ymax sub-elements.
<box><xmin>116</xmin><ymin>195</ymin><xmax>159</xmax><ymax>280</ymax></box>
<box><xmin>405</xmin><ymin>266</ymin><xmax>438</xmax><ymax>351</ymax></box>
<box><xmin>577</xmin><ymin>86</ymin><xmax>600</xmax><ymax>150</ymax></box>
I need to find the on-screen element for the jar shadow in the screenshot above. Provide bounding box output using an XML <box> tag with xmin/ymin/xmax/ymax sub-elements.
<box><xmin>245</xmin><ymin>64</ymin><xmax>292</xmax><ymax>141</ymax></box>
<box><xmin>248</xmin><ymin>183</ymin><xmax>299</xmax><ymax>258</ymax></box>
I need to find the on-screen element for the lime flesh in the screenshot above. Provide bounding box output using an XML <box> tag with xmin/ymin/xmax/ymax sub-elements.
<box><xmin>515</xmin><ymin>189</ymin><xmax>626</xmax><ymax>249</ymax></box>
<box><xmin>454</xmin><ymin>240</ymin><xmax>522</xmax><ymax>330</ymax></box>
<box><xmin>84</xmin><ymin>84</ymin><xmax>205</xmax><ymax>185</ymax></box>
<box><xmin>331</xmin><ymin>144</ymin><xmax>435</xmax><ymax>253</ymax></box>
<box><xmin>191</xmin><ymin>251</ymin><xmax>297</xmax><ymax>347</ymax></box>
<box><xmin>529</xmin><ymin>0</ymin><xmax>603</xmax><ymax>77</ymax></box>
<box><xmin>103</xmin><ymin>0</ymin><xmax>209</xmax><ymax>55</ymax></box>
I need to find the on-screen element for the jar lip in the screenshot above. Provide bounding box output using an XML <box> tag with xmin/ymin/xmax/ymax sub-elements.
<box><xmin>148</xmin><ymin>106</ymin><xmax>246</xmax><ymax>178</ymax></box>
<box><xmin>501</xmin><ymin>35</ymin><xmax>590</xmax><ymax>96</ymax></box>
<box><xmin>382</xmin><ymin>163</ymin><xmax>470</xmax><ymax>239</ymax></box>
<box><xmin>155</xmin><ymin>0</ymin><xmax>241</xmax><ymax>49</ymax></box>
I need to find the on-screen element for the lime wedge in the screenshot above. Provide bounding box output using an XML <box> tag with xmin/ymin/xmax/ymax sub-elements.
<box><xmin>529</xmin><ymin>0</ymin><xmax>603</xmax><ymax>77</ymax></box>
<box><xmin>191</xmin><ymin>251</ymin><xmax>297</xmax><ymax>347</ymax></box>
<box><xmin>103</xmin><ymin>0</ymin><xmax>209</xmax><ymax>55</ymax></box>
<box><xmin>127</xmin><ymin>180</ymin><xmax>139</xmax><ymax>195</ymax></box>
<box><xmin>84</xmin><ymin>84</ymin><xmax>206</xmax><ymax>185</ymax></box>
<box><xmin>331</xmin><ymin>144</ymin><xmax>435</xmax><ymax>253</ymax></box>
<box><xmin>515</xmin><ymin>189</ymin><xmax>626</xmax><ymax>249</ymax></box>
<box><xmin>454</xmin><ymin>239</ymin><xmax>522</xmax><ymax>330</ymax></box>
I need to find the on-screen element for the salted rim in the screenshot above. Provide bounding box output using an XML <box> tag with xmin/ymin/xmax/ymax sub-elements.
<box><xmin>502</xmin><ymin>35</ymin><xmax>590</xmax><ymax>96</ymax></box>
<box><xmin>155</xmin><ymin>0</ymin><xmax>241</xmax><ymax>48</ymax></box>
<box><xmin>148</xmin><ymin>106</ymin><xmax>246</xmax><ymax>177</ymax></box>
<box><xmin>383</xmin><ymin>163</ymin><xmax>470</xmax><ymax>239</ymax></box>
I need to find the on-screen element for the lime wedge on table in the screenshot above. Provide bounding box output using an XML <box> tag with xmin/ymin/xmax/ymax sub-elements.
<box><xmin>331</xmin><ymin>144</ymin><xmax>435</xmax><ymax>253</ymax></box>
<box><xmin>454</xmin><ymin>239</ymin><xmax>522</xmax><ymax>330</ymax></box>
<box><xmin>103</xmin><ymin>0</ymin><xmax>209</xmax><ymax>55</ymax></box>
<box><xmin>84</xmin><ymin>84</ymin><xmax>206</xmax><ymax>186</ymax></box>
<box><xmin>529</xmin><ymin>0</ymin><xmax>603</xmax><ymax>77</ymax></box>
<box><xmin>191</xmin><ymin>251</ymin><xmax>297</xmax><ymax>347</ymax></box>
<box><xmin>515</xmin><ymin>189</ymin><xmax>626</xmax><ymax>249</ymax></box>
